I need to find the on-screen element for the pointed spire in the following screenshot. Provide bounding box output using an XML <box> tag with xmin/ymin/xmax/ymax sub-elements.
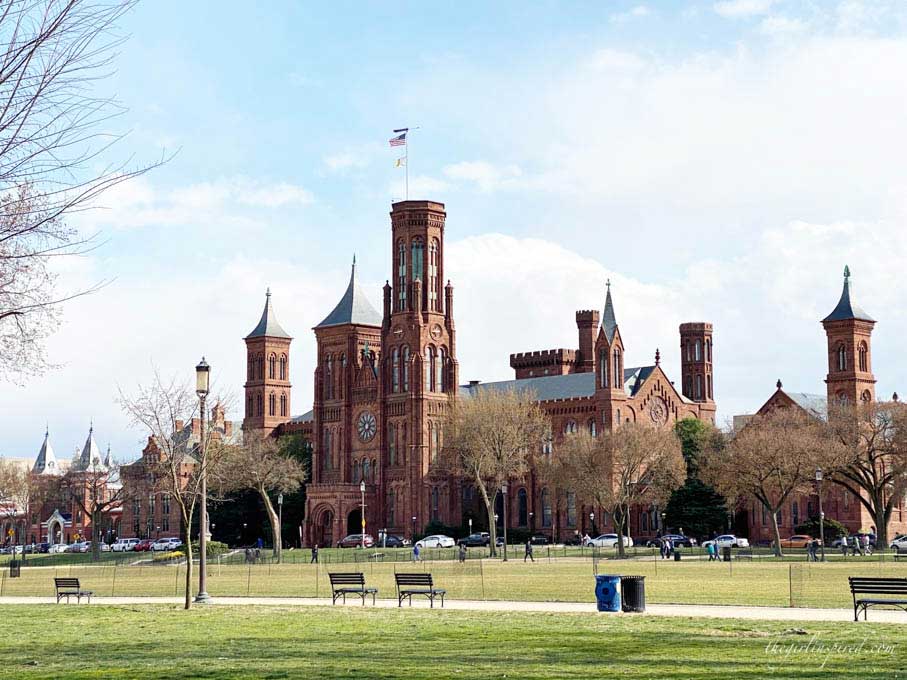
<box><xmin>655</xmin><ymin>348</ymin><xmax>660</xmax><ymax>366</ymax></box>
<box><xmin>776</xmin><ymin>379</ymin><xmax>783</xmax><ymax>390</ymax></box>
<box><xmin>75</xmin><ymin>424</ymin><xmax>105</xmax><ymax>472</ymax></box>
<box><xmin>823</xmin><ymin>265</ymin><xmax>874</xmax><ymax>323</ymax></box>
<box><xmin>246</xmin><ymin>288</ymin><xmax>291</xmax><ymax>339</ymax></box>
<box><xmin>601</xmin><ymin>279</ymin><xmax>618</xmax><ymax>343</ymax></box>
<box><xmin>104</xmin><ymin>444</ymin><xmax>113</xmax><ymax>468</ymax></box>
<box><xmin>33</xmin><ymin>428</ymin><xmax>59</xmax><ymax>475</ymax></box>
<box><xmin>316</xmin><ymin>257</ymin><xmax>382</xmax><ymax>328</ymax></box>
<box><xmin>893</xmin><ymin>392</ymin><xmax>899</xmax><ymax>403</ymax></box>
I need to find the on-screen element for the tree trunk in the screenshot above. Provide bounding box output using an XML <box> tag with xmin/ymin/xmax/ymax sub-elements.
<box><xmin>769</xmin><ymin>508</ymin><xmax>783</xmax><ymax>557</ymax></box>
<box><xmin>91</xmin><ymin>509</ymin><xmax>102</xmax><ymax>562</ymax></box>
<box><xmin>616</xmin><ymin>505</ymin><xmax>627</xmax><ymax>559</ymax></box>
<box><xmin>874</xmin><ymin>501</ymin><xmax>890</xmax><ymax>547</ymax></box>
<box><xmin>183</xmin><ymin>518</ymin><xmax>193</xmax><ymax>610</ymax></box>
<box><xmin>259</xmin><ymin>487</ymin><xmax>280</xmax><ymax>563</ymax></box>
<box><xmin>477</xmin><ymin>483</ymin><xmax>497</xmax><ymax>557</ymax></box>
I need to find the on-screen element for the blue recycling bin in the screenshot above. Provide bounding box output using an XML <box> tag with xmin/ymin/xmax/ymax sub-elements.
<box><xmin>595</xmin><ymin>574</ymin><xmax>621</xmax><ymax>612</ymax></box>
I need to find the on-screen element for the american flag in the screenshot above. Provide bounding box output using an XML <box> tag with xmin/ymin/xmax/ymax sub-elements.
<box><xmin>389</xmin><ymin>132</ymin><xmax>406</xmax><ymax>147</ymax></box>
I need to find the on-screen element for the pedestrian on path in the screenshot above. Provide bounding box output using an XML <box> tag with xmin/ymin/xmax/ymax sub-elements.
<box><xmin>310</xmin><ymin>544</ymin><xmax>318</xmax><ymax>563</ymax></box>
<box><xmin>458</xmin><ymin>543</ymin><xmax>467</xmax><ymax>563</ymax></box>
<box><xmin>412</xmin><ymin>544</ymin><xmax>421</xmax><ymax>562</ymax></box>
<box><xmin>524</xmin><ymin>539</ymin><xmax>534</xmax><ymax>563</ymax></box>
<box><xmin>707</xmin><ymin>542</ymin><xmax>716</xmax><ymax>562</ymax></box>
<box><xmin>806</xmin><ymin>539</ymin><xmax>816</xmax><ymax>562</ymax></box>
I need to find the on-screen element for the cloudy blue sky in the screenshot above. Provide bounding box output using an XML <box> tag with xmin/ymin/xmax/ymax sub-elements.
<box><xmin>3</xmin><ymin>0</ymin><xmax>907</xmax><ymax>463</ymax></box>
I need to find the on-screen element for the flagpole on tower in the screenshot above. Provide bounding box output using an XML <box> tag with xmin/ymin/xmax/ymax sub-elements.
<box><xmin>391</xmin><ymin>126</ymin><xmax>419</xmax><ymax>201</ymax></box>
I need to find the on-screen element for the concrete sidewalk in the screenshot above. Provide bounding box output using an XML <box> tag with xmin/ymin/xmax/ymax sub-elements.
<box><xmin>1</xmin><ymin>595</ymin><xmax>905</xmax><ymax>623</ymax></box>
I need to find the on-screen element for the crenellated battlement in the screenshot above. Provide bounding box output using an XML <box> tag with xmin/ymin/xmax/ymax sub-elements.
<box><xmin>510</xmin><ymin>348</ymin><xmax>577</xmax><ymax>379</ymax></box>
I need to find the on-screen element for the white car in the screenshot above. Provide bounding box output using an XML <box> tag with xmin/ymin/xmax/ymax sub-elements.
<box><xmin>49</xmin><ymin>543</ymin><xmax>68</xmax><ymax>554</ymax></box>
<box><xmin>68</xmin><ymin>541</ymin><xmax>91</xmax><ymax>553</ymax></box>
<box><xmin>889</xmin><ymin>535</ymin><xmax>907</xmax><ymax>554</ymax></box>
<box><xmin>151</xmin><ymin>537</ymin><xmax>183</xmax><ymax>552</ymax></box>
<box><xmin>415</xmin><ymin>534</ymin><xmax>456</xmax><ymax>549</ymax></box>
<box><xmin>585</xmin><ymin>534</ymin><xmax>634</xmax><ymax>548</ymax></box>
<box><xmin>702</xmin><ymin>535</ymin><xmax>750</xmax><ymax>549</ymax></box>
<box><xmin>112</xmin><ymin>538</ymin><xmax>140</xmax><ymax>552</ymax></box>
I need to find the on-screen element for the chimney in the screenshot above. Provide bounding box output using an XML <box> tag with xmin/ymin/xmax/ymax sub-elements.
<box><xmin>575</xmin><ymin>310</ymin><xmax>599</xmax><ymax>373</ymax></box>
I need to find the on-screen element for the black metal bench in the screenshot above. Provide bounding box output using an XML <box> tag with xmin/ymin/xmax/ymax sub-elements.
<box><xmin>395</xmin><ymin>572</ymin><xmax>446</xmax><ymax>608</ymax></box>
<box><xmin>54</xmin><ymin>577</ymin><xmax>93</xmax><ymax>604</ymax></box>
<box><xmin>328</xmin><ymin>572</ymin><xmax>377</xmax><ymax>605</ymax></box>
<box><xmin>848</xmin><ymin>576</ymin><xmax>907</xmax><ymax>621</ymax></box>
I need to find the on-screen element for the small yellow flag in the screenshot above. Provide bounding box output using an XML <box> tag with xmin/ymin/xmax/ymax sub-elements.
<box><xmin>395</xmin><ymin>157</ymin><xmax>406</xmax><ymax>168</ymax></box>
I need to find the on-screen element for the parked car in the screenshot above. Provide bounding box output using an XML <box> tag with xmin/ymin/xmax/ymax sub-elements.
<box><xmin>457</xmin><ymin>532</ymin><xmax>491</xmax><ymax>547</ymax></box>
<box><xmin>112</xmin><ymin>538</ymin><xmax>141</xmax><ymax>552</ymax></box>
<box><xmin>151</xmin><ymin>537</ymin><xmax>183</xmax><ymax>552</ymax></box>
<box><xmin>646</xmin><ymin>534</ymin><xmax>697</xmax><ymax>548</ymax></box>
<box><xmin>585</xmin><ymin>534</ymin><xmax>634</xmax><ymax>548</ymax></box>
<box><xmin>49</xmin><ymin>543</ymin><xmax>68</xmax><ymax>554</ymax></box>
<box><xmin>99</xmin><ymin>542</ymin><xmax>112</xmax><ymax>552</ymax></box>
<box><xmin>415</xmin><ymin>534</ymin><xmax>456</xmax><ymax>549</ymax></box>
<box><xmin>890</xmin><ymin>535</ymin><xmax>907</xmax><ymax>554</ymax></box>
<box><xmin>68</xmin><ymin>541</ymin><xmax>91</xmax><ymax>553</ymax></box>
<box><xmin>564</xmin><ymin>534</ymin><xmax>584</xmax><ymax>546</ymax></box>
<box><xmin>377</xmin><ymin>534</ymin><xmax>409</xmax><ymax>548</ymax></box>
<box><xmin>336</xmin><ymin>534</ymin><xmax>375</xmax><ymax>548</ymax></box>
<box><xmin>133</xmin><ymin>539</ymin><xmax>155</xmax><ymax>552</ymax></box>
<box><xmin>702</xmin><ymin>535</ymin><xmax>750</xmax><ymax>549</ymax></box>
<box><xmin>35</xmin><ymin>542</ymin><xmax>50</xmax><ymax>554</ymax></box>
<box><xmin>779</xmin><ymin>535</ymin><xmax>819</xmax><ymax>549</ymax></box>
<box><xmin>529</xmin><ymin>533</ymin><xmax>550</xmax><ymax>545</ymax></box>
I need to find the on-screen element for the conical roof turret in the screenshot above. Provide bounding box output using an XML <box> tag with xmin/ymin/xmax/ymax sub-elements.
<box><xmin>33</xmin><ymin>428</ymin><xmax>60</xmax><ymax>475</ymax></box>
<box><xmin>316</xmin><ymin>256</ymin><xmax>382</xmax><ymax>328</ymax></box>
<box><xmin>246</xmin><ymin>289</ymin><xmax>292</xmax><ymax>339</ymax></box>
<box><xmin>823</xmin><ymin>266</ymin><xmax>874</xmax><ymax>323</ymax></box>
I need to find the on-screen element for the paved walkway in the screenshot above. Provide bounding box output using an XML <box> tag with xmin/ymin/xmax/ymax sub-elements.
<box><xmin>2</xmin><ymin>595</ymin><xmax>905</xmax><ymax>623</ymax></box>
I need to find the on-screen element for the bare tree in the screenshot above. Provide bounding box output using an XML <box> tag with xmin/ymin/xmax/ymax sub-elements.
<box><xmin>826</xmin><ymin>400</ymin><xmax>907</xmax><ymax>546</ymax></box>
<box><xmin>0</xmin><ymin>456</ymin><xmax>56</xmax><ymax>560</ymax></box>
<box><xmin>702</xmin><ymin>408</ymin><xmax>844</xmax><ymax>556</ymax></box>
<box><xmin>0</xmin><ymin>0</ymin><xmax>162</xmax><ymax>381</ymax></box>
<box><xmin>556</xmin><ymin>423</ymin><xmax>685</xmax><ymax>558</ymax></box>
<box><xmin>220</xmin><ymin>433</ymin><xmax>307</xmax><ymax>563</ymax></box>
<box><xmin>118</xmin><ymin>370</ymin><xmax>231</xmax><ymax>610</ymax></box>
<box><xmin>60</xmin><ymin>458</ymin><xmax>124</xmax><ymax>562</ymax></box>
<box><xmin>443</xmin><ymin>387</ymin><xmax>549</xmax><ymax>556</ymax></box>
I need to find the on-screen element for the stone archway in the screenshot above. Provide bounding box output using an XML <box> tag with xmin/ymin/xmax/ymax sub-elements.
<box><xmin>313</xmin><ymin>508</ymin><xmax>334</xmax><ymax>549</ymax></box>
<box><xmin>347</xmin><ymin>508</ymin><xmax>362</xmax><ymax>537</ymax></box>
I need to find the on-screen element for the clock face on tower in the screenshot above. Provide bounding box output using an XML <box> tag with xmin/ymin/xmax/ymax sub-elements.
<box><xmin>357</xmin><ymin>411</ymin><xmax>377</xmax><ymax>442</ymax></box>
<box><xmin>430</xmin><ymin>324</ymin><xmax>442</xmax><ymax>340</ymax></box>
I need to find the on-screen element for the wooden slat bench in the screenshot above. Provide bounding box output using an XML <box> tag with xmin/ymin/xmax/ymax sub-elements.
<box><xmin>395</xmin><ymin>572</ymin><xmax>446</xmax><ymax>608</ymax></box>
<box><xmin>328</xmin><ymin>572</ymin><xmax>378</xmax><ymax>606</ymax></box>
<box><xmin>54</xmin><ymin>577</ymin><xmax>93</xmax><ymax>604</ymax></box>
<box><xmin>848</xmin><ymin>577</ymin><xmax>907</xmax><ymax>621</ymax></box>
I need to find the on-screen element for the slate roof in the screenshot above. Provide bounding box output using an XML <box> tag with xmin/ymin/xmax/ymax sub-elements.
<box><xmin>33</xmin><ymin>429</ymin><xmax>61</xmax><ymax>475</ymax></box>
<box><xmin>459</xmin><ymin>366</ymin><xmax>661</xmax><ymax>403</ymax></box>
<box><xmin>316</xmin><ymin>258</ymin><xmax>383</xmax><ymax>329</ymax></box>
<box><xmin>247</xmin><ymin>289</ymin><xmax>292</xmax><ymax>339</ymax></box>
<box><xmin>291</xmin><ymin>410</ymin><xmax>314</xmax><ymax>423</ymax></box>
<box><xmin>786</xmin><ymin>392</ymin><xmax>828</xmax><ymax>420</ymax></box>
<box><xmin>602</xmin><ymin>282</ymin><xmax>618</xmax><ymax>343</ymax></box>
<box><xmin>822</xmin><ymin>266</ymin><xmax>874</xmax><ymax>323</ymax></box>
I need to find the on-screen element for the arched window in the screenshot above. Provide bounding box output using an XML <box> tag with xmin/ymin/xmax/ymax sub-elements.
<box><xmin>792</xmin><ymin>502</ymin><xmax>799</xmax><ymax>528</ymax></box>
<box><xmin>387</xmin><ymin>489</ymin><xmax>396</xmax><ymax>525</ymax></box>
<box><xmin>424</xmin><ymin>346</ymin><xmax>435</xmax><ymax>392</ymax></box>
<box><xmin>402</xmin><ymin>346</ymin><xmax>410</xmax><ymax>391</ymax></box>
<box><xmin>613</xmin><ymin>349</ymin><xmax>621</xmax><ymax>388</ymax></box>
<box><xmin>388</xmin><ymin>423</ymin><xmax>396</xmax><ymax>466</ymax></box>
<box><xmin>696</xmin><ymin>374</ymin><xmax>703</xmax><ymax>400</ymax></box>
<box><xmin>280</xmin><ymin>393</ymin><xmax>287</xmax><ymax>417</ymax></box>
<box><xmin>599</xmin><ymin>349</ymin><xmax>608</xmax><ymax>388</ymax></box>
<box><xmin>279</xmin><ymin>354</ymin><xmax>287</xmax><ymax>380</ymax></box>
<box><xmin>776</xmin><ymin>509</ymin><xmax>783</xmax><ymax>526</ymax></box>
<box><xmin>322</xmin><ymin>430</ymin><xmax>332</xmax><ymax>471</ymax></box>
<box><xmin>248</xmin><ymin>356</ymin><xmax>254</xmax><ymax>380</ymax></box>
<box><xmin>246</xmin><ymin>395</ymin><xmax>252</xmax><ymax>417</ymax></box>
<box><xmin>325</xmin><ymin>355</ymin><xmax>334</xmax><ymax>400</ymax></box>
<box><xmin>518</xmin><ymin>488</ymin><xmax>528</xmax><ymax>526</ymax></box>
<box><xmin>427</xmin><ymin>422</ymin><xmax>433</xmax><ymax>461</ymax></box>
<box><xmin>858</xmin><ymin>342</ymin><xmax>868</xmax><ymax>372</ymax></box>
<box><xmin>411</xmin><ymin>237</ymin><xmax>425</xmax><ymax>290</ymax></box>
<box><xmin>392</xmin><ymin>348</ymin><xmax>400</xmax><ymax>393</ymax></box>
<box><xmin>541</xmin><ymin>488</ymin><xmax>552</xmax><ymax>527</ymax></box>
<box><xmin>589</xmin><ymin>419</ymin><xmax>596</xmax><ymax>437</ymax></box>
<box><xmin>268</xmin><ymin>393</ymin><xmax>275</xmax><ymax>416</ymax></box>
<box><xmin>397</xmin><ymin>240</ymin><xmax>407</xmax><ymax>311</ymax></box>
<box><xmin>372</xmin><ymin>459</ymin><xmax>377</xmax><ymax>483</ymax></box>
<box><xmin>437</xmin><ymin>347</ymin><xmax>446</xmax><ymax>392</ymax></box>
<box><xmin>861</xmin><ymin>390</ymin><xmax>872</xmax><ymax>402</ymax></box>
<box><xmin>615</xmin><ymin>409</ymin><xmax>621</xmax><ymax>425</ymax></box>
<box><xmin>428</xmin><ymin>238</ymin><xmax>439</xmax><ymax>311</ymax></box>
<box><xmin>565</xmin><ymin>420</ymin><xmax>577</xmax><ymax>434</ymax></box>
<box><xmin>431</xmin><ymin>487</ymin><xmax>440</xmax><ymax>521</ymax></box>
<box><xmin>363</xmin><ymin>459</ymin><xmax>370</xmax><ymax>483</ymax></box>
<box><xmin>642</xmin><ymin>511</ymin><xmax>649</xmax><ymax>533</ymax></box>
<box><xmin>337</xmin><ymin>354</ymin><xmax>345</xmax><ymax>400</ymax></box>
<box><xmin>685</xmin><ymin>341</ymin><xmax>691</xmax><ymax>362</ymax></box>
<box><xmin>352</xmin><ymin>459</ymin><xmax>360</xmax><ymax>482</ymax></box>
<box><xmin>695</xmin><ymin>340</ymin><xmax>701</xmax><ymax>361</ymax></box>
<box><xmin>706</xmin><ymin>340</ymin><xmax>712</xmax><ymax>363</ymax></box>
<box><xmin>837</xmin><ymin>344</ymin><xmax>847</xmax><ymax>371</ymax></box>
<box><xmin>433</xmin><ymin>424</ymin><xmax>441</xmax><ymax>464</ymax></box>
<box><xmin>268</xmin><ymin>354</ymin><xmax>276</xmax><ymax>379</ymax></box>
<box><xmin>567</xmin><ymin>491</ymin><xmax>577</xmax><ymax>526</ymax></box>
<box><xmin>707</xmin><ymin>375</ymin><xmax>712</xmax><ymax>400</ymax></box>
<box><xmin>256</xmin><ymin>394</ymin><xmax>263</xmax><ymax>417</ymax></box>
<box><xmin>542</xmin><ymin>432</ymin><xmax>553</xmax><ymax>457</ymax></box>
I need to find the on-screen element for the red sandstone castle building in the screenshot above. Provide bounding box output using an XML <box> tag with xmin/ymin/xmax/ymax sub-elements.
<box><xmin>242</xmin><ymin>200</ymin><xmax>716</xmax><ymax>546</ymax></box>
<box><xmin>740</xmin><ymin>267</ymin><xmax>907</xmax><ymax>543</ymax></box>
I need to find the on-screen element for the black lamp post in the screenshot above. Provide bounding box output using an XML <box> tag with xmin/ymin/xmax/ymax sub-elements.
<box><xmin>194</xmin><ymin>357</ymin><xmax>211</xmax><ymax>603</ymax></box>
<box><xmin>411</xmin><ymin>516</ymin><xmax>417</xmax><ymax>541</ymax></box>
<box><xmin>590</xmin><ymin>512</ymin><xmax>596</xmax><ymax>537</ymax></box>
<box><xmin>816</xmin><ymin>467</ymin><xmax>826</xmax><ymax>562</ymax></box>
<box><xmin>277</xmin><ymin>494</ymin><xmax>283</xmax><ymax>563</ymax></box>
<box><xmin>501</xmin><ymin>481</ymin><xmax>509</xmax><ymax>561</ymax></box>
<box><xmin>360</xmin><ymin>480</ymin><xmax>366</xmax><ymax>550</ymax></box>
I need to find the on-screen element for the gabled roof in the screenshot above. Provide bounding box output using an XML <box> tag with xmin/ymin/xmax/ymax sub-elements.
<box><xmin>247</xmin><ymin>289</ymin><xmax>292</xmax><ymax>339</ymax></box>
<box><xmin>602</xmin><ymin>280</ymin><xmax>618</xmax><ymax>343</ymax></box>
<box><xmin>822</xmin><ymin>265</ymin><xmax>874</xmax><ymax>323</ymax></box>
<box><xmin>291</xmin><ymin>409</ymin><xmax>314</xmax><ymax>424</ymax></box>
<box><xmin>459</xmin><ymin>366</ymin><xmax>660</xmax><ymax>403</ymax></box>
<box><xmin>33</xmin><ymin>429</ymin><xmax>61</xmax><ymax>475</ymax></box>
<box><xmin>316</xmin><ymin>257</ymin><xmax>382</xmax><ymax>329</ymax></box>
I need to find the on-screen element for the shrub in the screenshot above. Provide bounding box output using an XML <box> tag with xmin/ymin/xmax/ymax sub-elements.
<box><xmin>152</xmin><ymin>550</ymin><xmax>183</xmax><ymax>563</ymax></box>
<box><xmin>794</xmin><ymin>515</ymin><xmax>847</xmax><ymax>543</ymax></box>
<box><xmin>176</xmin><ymin>540</ymin><xmax>230</xmax><ymax>557</ymax></box>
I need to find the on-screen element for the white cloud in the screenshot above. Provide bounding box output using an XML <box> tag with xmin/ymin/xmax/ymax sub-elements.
<box><xmin>714</xmin><ymin>0</ymin><xmax>775</xmax><ymax>18</ymax></box>
<box><xmin>759</xmin><ymin>15</ymin><xmax>808</xmax><ymax>35</ymax></box>
<box><xmin>323</xmin><ymin>151</ymin><xmax>370</xmax><ymax>173</ymax></box>
<box><xmin>443</xmin><ymin>161</ymin><xmax>524</xmax><ymax>193</ymax></box>
<box><xmin>610</xmin><ymin>5</ymin><xmax>652</xmax><ymax>25</ymax></box>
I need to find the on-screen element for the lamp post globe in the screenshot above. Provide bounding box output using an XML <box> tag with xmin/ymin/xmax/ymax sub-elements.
<box><xmin>590</xmin><ymin>512</ymin><xmax>595</xmax><ymax>537</ymax></box>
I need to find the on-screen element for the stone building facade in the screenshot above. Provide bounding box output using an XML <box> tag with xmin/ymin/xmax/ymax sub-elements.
<box><xmin>242</xmin><ymin>199</ymin><xmax>717</xmax><ymax>546</ymax></box>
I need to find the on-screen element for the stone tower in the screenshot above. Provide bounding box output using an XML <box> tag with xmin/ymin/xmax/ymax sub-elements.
<box><xmin>594</xmin><ymin>281</ymin><xmax>628</xmax><ymax>429</ymax></box>
<box><xmin>822</xmin><ymin>266</ymin><xmax>876</xmax><ymax>404</ymax></box>
<box><xmin>679</xmin><ymin>322</ymin><xmax>714</xmax><ymax>403</ymax></box>
<box><xmin>243</xmin><ymin>289</ymin><xmax>292</xmax><ymax>437</ymax></box>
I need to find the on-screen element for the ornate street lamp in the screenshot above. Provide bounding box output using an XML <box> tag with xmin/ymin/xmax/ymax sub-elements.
<box><xmin>360</xmin><ymin>480</ymin><xmax>366</xmax><ymax>549</ymax></box>
<box><xmin>277</xmin><ymin>493</ymin><xmax>284</xmax><ymax>563</ymax></box>
<box><xmin>816</xmin><ymin>468</ymin><xmax>826</xmax><ymax>562</ymax></box>
<box><xmin>194</xmin><ymin>357</ymin><xmax>211</xmax><ymax>604</ymax></box>
<box><xmin>501</xmin><ymin>481</ymin><xmax>509</xmax><ymax>562</ymax></box>
<box><xmin>590</xmin><ymin>512</ymin><xmax>596</xmax><ymax>537</ymax></box>
<box><xmin>411</xmin><ymin>516</ymin><xmax>417</xmax><ymax>541</ymax></box>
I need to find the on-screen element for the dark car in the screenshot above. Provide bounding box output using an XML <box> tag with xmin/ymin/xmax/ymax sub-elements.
<box><xmin>36</xmin><ymin>542</ymin><xmax>50</xmax><ymax>554</ymax></box>
<box><xmin>564</xmin><ymin>534</ymin><xmax>584</xmax><ymax>546</ymax></box>
<box><xmin>647</xmin><ymin>534</ymin><xmax>697</xmax><ymax>548</ymax></box>
<box><xmin>529</xmin><ymin>533</ymin><xmax>550</xmax><ymax>545</ymax></box>
<box><xmin>337</xmin><ymin>534</ymin><xmax>375</xmax><ymax>548</ymax></box>
<box><xmin>377</xmin><ymin>535</ymin><xmax>409</xmax><ymax>548</ymax></box>
<box><xmin>458</xmin><ymin>532</ymin><xmax>490</xmax><ymax>547</ymax></box>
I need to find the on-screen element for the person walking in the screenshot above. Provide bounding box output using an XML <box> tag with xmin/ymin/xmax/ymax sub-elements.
<box><xmin>806</xmin><ymin>539</ymin><xmax>816</xmax><ymax>562</ymax></box>
<box><xmin>707</xmin><ymin>542</ymin><xmax>716</xmax><ymax>562</ymax></box>
<box><xmin>458</xmin><ymin>543</ymin><xmax>467</xmax><ymax>563</ymax></box>
<box><xmin>861</xmin><ymin>533</ymin><xmax>871</xmax><ymax>556</ymax></box>
<box><xmin>412</xmin><ymin>543</ymin><xmax>421</xmax><ymax>562</ymax></box>
<box><xmin>310</xmin><ymin>544</ymin><xmax>319</xmax><ymax>563</ymax></box>
<box><xmin>524</xmin><ymin>539</ymin><xmax>535</xmax><ymax>563</ymax></box>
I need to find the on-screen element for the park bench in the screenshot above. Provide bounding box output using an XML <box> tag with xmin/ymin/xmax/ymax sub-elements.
<box><xmin>54</xmin><ymin>577</ymin><xmax>93</xmax><ymax>604</ymax></box>
<box><xmin>394</xmin><ymin>572</ymin><xmax>446</xmax><ymax>608</ymax></box>
<box><xmin>328</xmin><ymin>572</ymin><xmax>378</xmax><ymax>606</ymax></box>
<box><xmin>848</xmin><ymin>576</ymin><xmax>907</xmax><ymax>621</ymax></box>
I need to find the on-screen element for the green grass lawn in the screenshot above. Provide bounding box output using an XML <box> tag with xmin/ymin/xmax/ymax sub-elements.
<box><xmin>2</xmin><ymin>558</ymin><xmax>906</xmax><ymax>609</ymax></box>
<box><xmin>0</xmin><ymin>604</ymin><xmax>903</xmax><ymax>679</ymax></box>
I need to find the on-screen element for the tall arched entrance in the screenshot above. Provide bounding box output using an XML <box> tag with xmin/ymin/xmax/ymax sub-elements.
<box><xmin>347</xmin><ymin>508</ymin><xmax>362</xmax><ymax>536</ymax></box>
<box><xmin>313</xmin><ymin>509</ymin><xmax>334</xmax><ymax>548</ymax></box>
